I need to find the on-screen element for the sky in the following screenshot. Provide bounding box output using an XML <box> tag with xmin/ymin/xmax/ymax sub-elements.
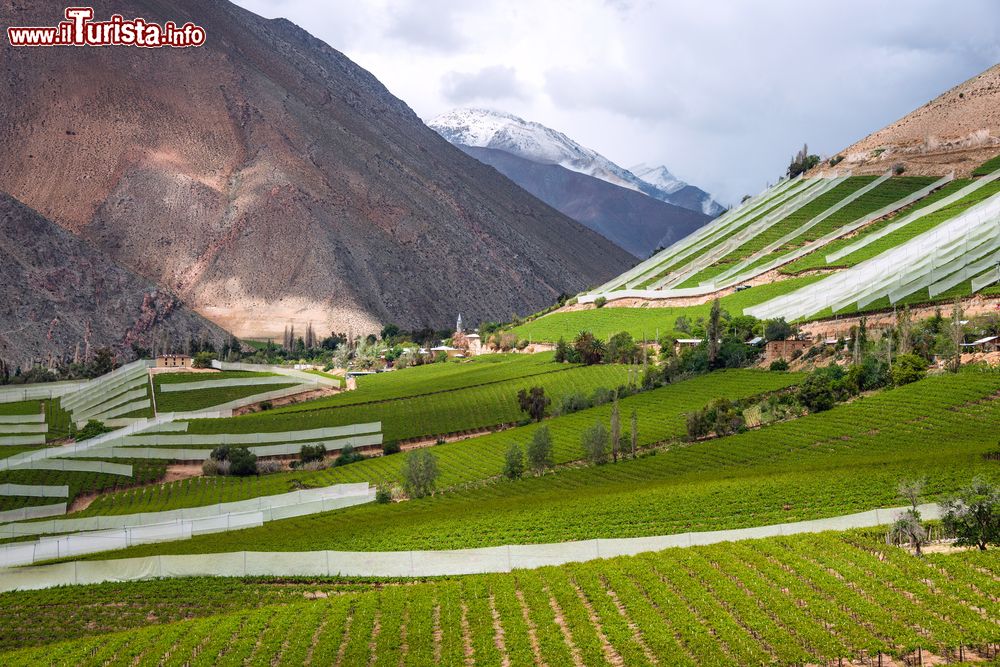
<box><xmin>234</xmin><ymin>0</ymin><xmax>1000</xmax><ymax>206</ymax></box>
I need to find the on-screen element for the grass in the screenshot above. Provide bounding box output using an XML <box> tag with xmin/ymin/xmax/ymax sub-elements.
<box><xmin>511</xmin><ymin>275</ymin><xmax>824</xmax><ymax>342</ymax></box>
<box><xmin>179</xmin><ymin>362</ymin><xmax>632</xmax><ymax>442</ymax></box>
<box><xmin>0</xmin><ymin>399</ymin><xmax>72</xmax><ymax>441</ymax></box>
<box><xmin>972</xmin><ymin>153</ymin><xmax>1000</xmax><ymax>176</ymax></box>
<box><xmin>69</xmin><ymin>368</ymin><xmax>1000</xmax><ymax>558</ymax></box>
<box><xmin>78</xmin><ymin>370</ymin><xmax>800</xmax><ymax>517</ymax></box>
<box><xmin>153</xmin><ymin>371</ymin><xmax>277</xmax><ymax>385</ymax></box>
<box><xmin>2</xmin><ymin>533</ymin><xmax>994</xmax><ymax>663</ymax></box>
<box><xmin>154</xmin><ymin>383</ymin><xmax>297</xmax><ymax>413</ymax></box>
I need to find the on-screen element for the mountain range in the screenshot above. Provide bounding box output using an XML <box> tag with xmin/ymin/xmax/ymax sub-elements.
<box><xmin>0</xmin><ymin>0</ymin><xmax>633</xmax><ymax>360</ymax></box>
<box><xmin>429</xmin><ymin>108</ymin><xmax>725</xmax><ymax>216</ymax></box>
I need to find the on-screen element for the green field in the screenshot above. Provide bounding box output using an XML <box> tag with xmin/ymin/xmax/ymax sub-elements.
<box><xmin>0</xmin><ymin>398</ymin><xmax>72</xmax><ymax>443</ymax></box>
<box><xmin>180</xmin><ymin>362</ymin><xmax>631</xmax><ymax>443</ymax></box>
<box><xmin>511</xmin><ymin>275</ymin><xmax>823</xmax><ymax>342</ymax></box>
<box><xmin>80</xmin><ymin>370</ymin><xmax>799</xmax><ymax>517</ymax></box>
<box><xmin>0</xmin><ymin>461</ymin><xmax>166</xmax><ymax>513</ymax></box>
<box><xmin>73</xmin><ymin>369</ymin><xmax>1000</xmax><ymax>558</ymax></box>
<box><xmin>2</xmin><ymin>532</ymin><xmax>994</xmax><ymax>664</ymax></box>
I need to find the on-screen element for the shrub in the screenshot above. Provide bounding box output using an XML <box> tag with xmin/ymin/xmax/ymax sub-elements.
<box><xmin>892</xmin><ymin>354</ymin><xmax>929</xmax><ymax>386</ymax></box>
<box><xmin>516</xmin><ymin>386</ymin><xmax>550</xmax><ymax>422</ymax></box>
<box><xmin>403</xmin><ymin>449</ymin><xmax>439</xmax><ymax>498</ymax></box>
<box><xmin>769</xmin><ymin>359</ymin><xmax>790</xmax><ymax>371</ymax></box>
<box><xmin>256</xmin><ymin>459</ymin><xmax>283</xmax><ymax>475</ymax></box>
<box><xmin>940</xmin><ymin>477</ymin><xmax>1000</xmax><ymax>551</ymax></box>
<box><xmin>554</xmin><ymin>337</ymin><xmax>571</xmax><ymax>363</ymax></box>
<box><xmin>591</xmin><ymin>386</ymin><xmax>614</xmax><ymax>406</ymax></box>
<box><xmin>516</xmin><ymin>339</ymin><xmax>529</xmax><ymax>351</ymax></box>
<box><xmin>829</xmin><ymin>154</ymin><xmax>844</xmax><ymax>167</ymax></box>
<box><xmin>259</xmin><ymin>401</ymin><xmax>273</xmax><ymax>411</ymax></box>
<box><xmin>503</xmin><ymin>443</ymin><xmax>525</xmax><ymax>480</ymax></box>
<box><xmin>299</xmin><ymin>460</ymin><xmax>327</xmax><ymax>472</ymax></box>
<box><xmin>76</xmin><ymin>420</ymin><xmax>112</xmax><ymax>442</ymax></box>
<box><xmin>215</xmin><ymin>459</ymin><xmax>232</xmax><ymax>476</ymax></box>
<box><xmin>764</xmin><ymin>318</ymin><xmax>793</xmax><ymax>342</ymax></box>
<box><xmin>594</xmin><ymin>296</ymin><xmax>607</xmax><ymax>308</ymax></box>
<box><xmin>375</xmin><ymin>486</ymin><xmax>393</xmax><ymax>504</ymax></box>
<box><xmin>210</xmin><ymin>445</ymin><xmax>231</xmax><ymax>462</ymax></box>
<box><xmin>581</xmin><ymin>421</ymin><xmax>609</xmax><ymax>465</ymax></box>
<box><xmin>192</xmin><ymin>351</ymin><xmax>215</xmax><ymax>369</ymax></box>
<box><xmin>299</xmin><ymin>443</ymin><xmax>326</xmax><ymax>464</ymax></box>
<box><xmin>334</xmin><ymin>444</ymin><xmax>364</xmax><ymax>467</ymax></box>
<box><xmin>201</xmin><ymin>458</ymin><xmax>220</xmax><ymax>476</ymax></box>
<box><xmin>557</xmin><ymin>391</ymin><xmax>591</xmax><ymax>416</ymax></box>
<box><xmin>607</xmin><ymin>331</ymin><xmax>639</xmax><ymax>364</ymax></box>
<box><xmin>382</xmin><ymin>440</ymin><xmax>401</xmax><ymax>455</ymax></box>
<box><xmin>797</xmin><ymin>372</ymin><xmax>836</xmax><ymax>412</ymax></box>
<box><xmin>227</xmin><ymin>447</ymin><xmax>258</xmax><ymax>476</ymax></box>
<box><xmin>527</xmin><ymin>426</ymin><xmax>554</xmax><ymax>473</ymax></box>
<box><xmin>893</xmin><ymin>162</ymin><xmax>906</xmax><ymax>175</ymax></box>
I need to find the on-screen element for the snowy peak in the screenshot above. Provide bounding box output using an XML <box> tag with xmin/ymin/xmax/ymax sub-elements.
<box><xmin>428</xmin><ymin>108</ymin><xmax>724</xmax><ymax>216</ymax></box>
<box><xmin>630</xmin><ymin>163</ymin><xmax>686</xmax><ymax>195</ymax></box>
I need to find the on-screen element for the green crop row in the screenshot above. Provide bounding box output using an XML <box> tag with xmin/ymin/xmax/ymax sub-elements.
<box><xmin>79</xmin><ymin>370</ymin><xmax>799</xmax><ymax>517</ymax></box>
<box><xmin>2</xmin><ymin>532</ymin><xmax>995</xmax><ymax>664</ymax></box>
<box><xmin>180</xmin><ymin>363</ymin><xmax>632</xmax><ymax>442</ymax></box>
<box><xmin>0</xmin><ymin>461</ymin><xmax>167</xmax><ymax>514</ymax></box>
<box><xmin>153</xmin><ymin>383</ymin><xmax>297</xmax><ymax>413</ymax></box>
<box><xmin>77</xmin><ymin>368</ymin><xmax>1000</xmax><ymax>558</ymax></box>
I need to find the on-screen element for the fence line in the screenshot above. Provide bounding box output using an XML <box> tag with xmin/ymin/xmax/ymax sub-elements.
<box><xmin>0</xmin><ymin>483</ymin><xmax>68</xmax><ymax>498</ymax></box>
<box><xmin>0</xmin><ymin>503</ymin><xmax>941</xmax><ymax>592</ymax></box>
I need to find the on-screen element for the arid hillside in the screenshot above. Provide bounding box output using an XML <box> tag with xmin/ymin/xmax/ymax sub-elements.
<box><xmin>0</xmin><ymin>193</ymin><xmax>228</xmax><ymax>367</ymax></box>
<box><xmin>817</xmin><ymin>63</ymin><xmax>1000</xmax><ymax>177</ymax></box>
<box><xmin>0</xmin><ymin>0</ymin><xmax>632</xmax><ymax>339</ymax></box>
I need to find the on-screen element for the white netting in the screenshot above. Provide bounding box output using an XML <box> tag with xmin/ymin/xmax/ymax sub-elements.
<box><xmin>7</xmin><ymin>459</ymin><xmax>133</xmax><ymax>477</ymax></box>
<box><xmin>212</xmin><ymin>361</ymin><xmax>340</xmax><ymax>388</ymax></box>
<box><xmin>0</xmin><ymin>503</ymin><xmax>940</xmax><ymax>591</ymax></box>
<box><xmin>0</xmin><ymin>414</ymin><xmax>45</xmax><ymax>425</ymax></box>
<box><xmin>119</xmin><ymin>423</ymin><xmax>381</xmax><ymax>447</ymax></box>
<box><xmin>73</xmin><ymin>433</ymin><xmax>384</xmax><ymax>461</ymax></box>
<box><xmin>0</xmin><ymin>503</ymin><xmax>66</xmax><ymax>524</ymax></box>
<box><xmin>0</xmin><ymin>434</ymin><xmax>45</xmax><ymax>447</ymax></box>
<box><xmin>74</xmin><ymin>387</ymin><xmax>148</xmax><ymax>421</ymax></box>
<box><xmin>0</xmin><ymin>483</ymin><xmax>68</xmax><ymax>498</ymax></box>
<box><xmin>0</xmin><ymin>381</ymin><xmax>86</xmax><ymax>404</ymax></box>
<box><xmin>0</xmin><ymin>423</ymin><xmax>47</xmax><ymax>435</ymax></box>
<box><xmin>158</xmin><ymin>376</ymin><xmax>298</xmax><ymax>393</ymax></box>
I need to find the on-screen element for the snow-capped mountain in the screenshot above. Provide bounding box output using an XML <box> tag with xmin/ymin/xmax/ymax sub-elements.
<box><xmin>630</xmin><ymin>163</ymin><xmax>687</xmax><ymax>195</ymax></box>
<box><xmin>632</xmin><ymin>163</ymin><xmax>726</xmax><ymax>216</ymax></box>
<box><xmin>428</xmin><ymin>108</ymin><xmax>724</xmax><ymax>216</ymax></box>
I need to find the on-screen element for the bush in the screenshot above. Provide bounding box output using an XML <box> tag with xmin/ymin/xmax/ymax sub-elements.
<box><xmin>526</xmin><ymin>426</ymin><xmax>554</xmax><ymax>473</ymax></box>
<box><xmin>215</xmin><ymin>459</ymin><xmax>232</xmax><ymax>476</ymax></box>
<box><xmin>299</xmin><ymin>443</ymin><xmax>326</xmax><ymax>464</ymax></box>
<box><xmin>334</xmin><ymin>444</ymin><xmax>365</xmax><ymax>467</ymax></box>
<box><xmin>769</xmin><ymin>359</ymin><xmax>789</xmax><ymax>371</ymax></box>
<box><xmin>516</xmin><ymin>339</ymin><xmax>529</xmax><ymax>351</ymax></box>
<box><xmin>594</xmin><ymin>296</ymin><xmax>607</xmax><ymax>308</ymax></box>
<box><xmin>892</xmin><ymin>354</ymin><xmax>929</xmax><ymax>386</ymax></box>
<box><xmin>76</xmin><ymin>420</ymin><xmax>112</xmax><ymax>442</ymax></box>
<box><xmin>797</xmin><ymin>372</ymin><xmax>836</xmax><ymax>412</ymax></box>
<box><xmin>893</xmin><ymin>162</ymin><xmax>906</xmax><ymax>175</ymax></box>
<box><xmin>503</xmin><ymin>443</ymin><xmax>525</xmax><ymax>480</ymax></box>
<box><xmin>192</xmin><ymin>351</ymin><xmax>215</xmax><ymax>369</ymax></box>
<box><xmin>581</xmin><ymin>421</ymin><xmax>609</xmax><ymax>465</ymax></box>
<box><xmin>256</xmin><ymin>459</ymin><xmax>283</xmax><ymax>475</ymax></box>
<box><xmin>375</xmin><ymin>486</ymin><xmax>393</xmax><ymax>504</ymax></box>
<box><xmin>259</xmin><ymin>400</ymin><xmax>273</xmax><ymax>411</ymax></box>
<box><xmin>382</xmin><ymin>440</ymin><xmax>401</xmax><ymax>455</ymax></box>
<box><xmin>201</xmin><ymin>458</ymin><xmax>220</xmax><ymax>476</ymax></box>
<box><xmin>764</xmin><ymin>318</ymin><xmax>793</xmax><ymax>342</ymax></box>
<box><xmin>227</xmin><ymin>447</ymin><xmax>258</xmax><ymax>476</ymax></box>
<box><xmin>556</xmin><ymin>391</ymin><xmax>591</xmax><ymax>416</ymax></box>
<box><xmin>403</xmin><ymin>449</ymin><xmax>439</xmax><ymax>498</ymax></box>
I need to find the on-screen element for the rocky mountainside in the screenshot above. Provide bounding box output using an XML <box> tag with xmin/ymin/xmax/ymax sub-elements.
<box><xmin>816</xmin><ymin>63</ymin><xmax>1000</xmax><ymax>177</ymax></box>
<box><xmin>461</xmin><ymin>146</ymin><xmax>710</xmax><ymax>257</ymax></box>
<box><xmin>0</xmin><ymin>1</ymin><xmax>632</xmax><ymax>340</ymax></box>
<box><xmin>430</xmin><ymin>108</ymin><xmax>724</xmax><ymax>215</ymax></box>
<box><xmin>0</xmin><ymin>193</ymin><xmax>227</xmax><ymax>367</ymax></box>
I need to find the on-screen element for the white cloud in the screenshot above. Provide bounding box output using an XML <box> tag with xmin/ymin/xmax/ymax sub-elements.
<box><xmin>234</xmin><ymin>0</ymin><xmax>1000</xmax><ymax>205</ymax></box>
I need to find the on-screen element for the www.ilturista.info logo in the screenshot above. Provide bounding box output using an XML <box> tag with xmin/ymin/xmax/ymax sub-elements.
<box><xmin>7</xmin><ymin>7</ymin><xmax>206</xmax><ymax>48</ymax></box>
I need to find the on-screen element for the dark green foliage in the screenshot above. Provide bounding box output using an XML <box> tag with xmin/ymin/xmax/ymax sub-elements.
<box><xmin>75</xmin><ymin>420</ymin><xmax>112</xmax><ymax>442</ymax></box>
<box><xmin>192</xmin><ymin>351</ymin><xmax>215</xmax><ymax>369</ymax></box>
<box><xmin>686</xmin><ymin>398</ymin><xmax>745</xmax><ymax>440</ymax></box>
<box><xmin>553</xmin><ymin>337</ymin><xmax>571</xmax><ymax>363</ymax></box>
<box><xmin>594</xmin><ymin>296</ymin><xmax>607</xmax><ymax>308</ymax></box>
<box><xmin>573</xmin><ymin>331</ymin><xmax>605</xmax><ymax>365</ymax></box>
<box><xmin>516</xmin><ymin>386</ymin><xmax>550</xmax><ymax>422</ymax></box>
<box><xmin>382</xmin><ymin>440</ymin><xmax>401</xmax><ymax>456</ymax></box>
<box><xmin>787</xmin><ymin>144</ymin><xmax>820</xmax><ymax>178</ymax></box>
<box><xmin>334</xmin><ymin>444</ymin><xmax>364</xmax><ymax>468</ymax></box>
<box><xmin>797</xmin><ymin>371</ymin><xmax>837</xmax><ymax>412</ymax></box>
<box><xmin>606</xmin><ymin>331</ymin><xmax>639</xmax><ymax>364</ymax></box>
<box><xmin>764</xmin><ymin>318</ymin><xmax>793</xmax><ymax>342</ymax></box>
<box><xmin>227</xmin><ymin>447</ymin><xmax>258</xmax><ymax>476</ymax></box>
<box><xmin>892</xmin><ymin>354</ymin><xmax>929</xmax><ymax>386</ymax></box>
<box><xmin>375</xmin><ymin>486</ymin><xmax>392</xmax><ymax>504</ymax></box>
<box><xmin>769</xmin><ymin>359</ymin><xmax>790</xmax><ymax>371</ymax></box>
<box><xmin>299</xmin><ymin>444</ymin><xmax>326</xmax><ymax>464</ymax></box>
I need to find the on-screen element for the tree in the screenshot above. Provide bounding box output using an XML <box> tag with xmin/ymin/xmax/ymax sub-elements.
<box><xmin>892</xmin><ymin>354</ymin><xmax>929</xmax><ymax>386</ymax></box>
<box><xmin>610</xmin><ymin>395</ymin><xmax>621</xmax><ymax>463</ymax></box>
<box><xmin>630</xmin><ymin>409</ymin><xmax>638</xmax><ymax>459</ymax></box>
<box><xmin>607</xmin><ymin>332</ymin><xmax>638</xmax><ymax>364</ymax></box>
<box><xmin>787</xmin><ymin>143</ymin><xmax>820</xmax><ymax>178</ymax></box>
<box><xmin>192</xmin><ymin>351</ymin><xmax>215</xmax><ymax>369</ymax></box>
<box><xmin>890</xmin><ymin>510</ymin><xmax>927</xmax><ymax>556</ymax></box>
<box><xmin>897</xmin><ymin>306</ymin><xmax>913</xmax><ymax>355</ymax></box>
<box><xmin>517</xmin><ymin>386</ymin><xmax>550</xmax><ymax>422</ymax></box>
<box><xmin>940</xmin><ymin>477</ymin><xmax>1000</xmax><ymax>551</ymax></box>
<box><xmin>898</xmin><ymin>478</ymin><xmax>924</xmax><ymax>512</ymax></box>
<box><xmin>226</xmin><ymin>447</ymin><xmax>258</xmax><ymax>476</ymax></box>
<box><xmin>403</xmin><ymin>449</ymin><xmax>440</xmax><ymax>498</ymax></box>
<box><xmin>948</xmin><ymin>301</ymin><xmax>965</xmax><ymax>373</ymax></box>
<box><xmin>797</xmin><ymin>372</ymin><xmax>836</xmax><ymax>412</ymax></box>
<box><xmin>90</xmin><ymin>347</ymin><xmax>115</xmax><ymax>378</ymax></box>
<box><xmin>573</xmin><ymin>331</ymin><xmax>606</xmax><ymax>365</ymax></box>
<box><xmin>554</xmin><ymin>337</ymin><xmax>571</xmax><ymax>363</ymax></box>
<box><xmin>299</xmin><ymin>443</ymin><xmax>326</xmax><ymax>464</ymax></box>
<box><xmin>503</xmin><ymin>443</ymin><xmax>525</xmax><ymax>480</ymax></box>
<box><xmin>581</xmin><ymin>421</ymin><xmax>609</xmax><ymax>465</ymax></box>
<box><xmin>380</xmin><ymin>323</ymin><xmax>401</xmax><ymax>341</ymax></box>
<box><xmin>707</xmin><ymin>299</ymin><xmax>722</xmax><ymax>367</ymax></box>
<box><xmin>527</xmin><ymin>426</ymin><xmax>554</xmax><ymax>473</ymax></box>
<box><xmin>764</xmin><ymin>318</ymin><xmax>793</xmax><ymax>342</ymax></box>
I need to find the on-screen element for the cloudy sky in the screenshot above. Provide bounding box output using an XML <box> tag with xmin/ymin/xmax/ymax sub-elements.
<box><xmin>235</xmin><ymin>0</ymin><xmax>999</xmax><ymax>206</ymax></box>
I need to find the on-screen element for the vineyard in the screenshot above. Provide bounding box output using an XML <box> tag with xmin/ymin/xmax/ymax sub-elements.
<box><xmin>65</xmin><ymin>369</ymin><xmax>999</xmax><ymax>560</ymax></box>
<box><xmin>1</xmin><ymin>532</ymin><xmax>995</xmax><ymax>665</ymax></box>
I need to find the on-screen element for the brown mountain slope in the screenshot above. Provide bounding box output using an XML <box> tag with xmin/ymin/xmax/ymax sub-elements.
<box><xmin>0</xmin><ymin>1</ymin><xmax>632</xmax><ymax>339</ymax></box>
<box><xmin>0</xmin><ymin>192</ymin><xmax>228</xmax><ymax>367</ymax></box>
<box><xmin>818</xmin><ymin>63</ymin><xmax>1000</xmax><ymax>177</ymax></box>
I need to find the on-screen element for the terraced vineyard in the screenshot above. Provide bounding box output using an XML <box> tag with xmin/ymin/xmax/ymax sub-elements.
<box><xmin>79</xmin><ymin>370</ymin><xmax>801</xmax><ymax>518</ymax></box>
<box><xmin>0</xmin><ymin>462</ymin><xmax>166</xmax><ymax>513</ymax></box>
<box><xmin>67</xmin><ymin>369</ymin><xmax>998</xmax><ymax>560</ymax></box>
<box><xmin>2</xmin><ymin>533</ymin><xmax>994</xmax><ymax>665</ymax></box>
<box><xmin>182</xmin><ymin>362</ymin><xmax>632</xmax><ymax>442</ymax></box>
